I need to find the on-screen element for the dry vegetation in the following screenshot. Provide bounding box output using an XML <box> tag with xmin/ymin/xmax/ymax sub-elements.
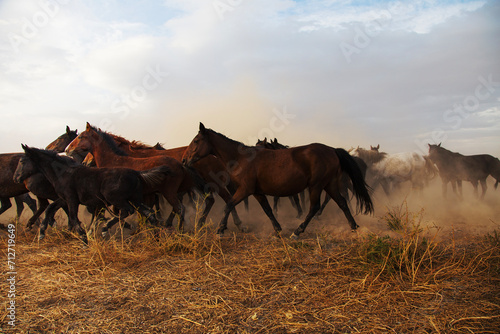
<box><xmin>1</xmin><ymin>185</ymin><xmax>500</xmax><ymax>333</ymax></box>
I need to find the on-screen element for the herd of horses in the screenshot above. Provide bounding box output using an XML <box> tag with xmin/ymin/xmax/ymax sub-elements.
<box><xmin>1</xmin><ymin>122</ymin><xmax>499</xmax><ymax>243</ymax></box>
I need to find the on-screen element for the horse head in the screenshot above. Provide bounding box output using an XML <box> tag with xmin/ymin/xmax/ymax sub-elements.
<box><xmin>182</xmin><ymin>122</ymin><xmax>214</xmax><ymax>166</ymax></box>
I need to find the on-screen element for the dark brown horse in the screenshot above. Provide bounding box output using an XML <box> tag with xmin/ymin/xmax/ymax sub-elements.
<box><xmin>183</xmin><ymin>123</ymin><xmax>373</xmax><ymax>238</ymax></box>
<box><xmin>65</xmin><ymin>124</ymin><xmax>209</xmax><ymax>231</ymax></box>
<box><xmin>73</xmin><ymin>123</ymin><xmax>244</xmax><ymax>228</ymax></box>
<box><xmin>18</xmin><ymin>146</ymin><xmax>166</xmax><ymax>243</ymax></box>
<box><xmin>428</xmin><ymin>144</ymin><xmax>500</xmax><ymax>199</ymax></box>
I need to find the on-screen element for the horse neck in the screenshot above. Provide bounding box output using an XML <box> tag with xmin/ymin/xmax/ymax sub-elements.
<box><xmin>358</xmin><ymin>149</ymin><xmax>385</xmax><ymax>165</ymax></box>
<box><xmin>31</xmin><ymin>153</ymin><xmax>72</xmax><ymax>185</ymax></box>
<box><xmin>46</xmin><ymin>136</ymin><xmax>70</xmax><ymax>152</ymax></box>
<box><xmin>207</xmin><ymin>131</ymin><xmax>248</xmax><ymax>164</ymax></box>
<box><xmin>88</xmin><ymin>133</ymin><xmax>125</xmax><ymax>166</ymax></box>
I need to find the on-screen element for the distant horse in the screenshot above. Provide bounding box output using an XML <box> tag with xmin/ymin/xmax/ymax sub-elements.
<box><xmin>352</xmin><ymin>145</ymin><xmax>433</xmax><ymax>196</ymax></box>
<box><xmin>183</xmin><ymin>123</ymin><xmax>373</xmax><ymax>238</ymax></box>
<box><xmin>72</xmin><ymin>123</ymin><xmax>244</xmax><ymax>228</ymax></box>
<box><xmin>65</xmin><ymin>124</ymin><xmax>209</xmax><ymax>231</ymax></box>
<box><xmin>18</xmin><ymin>146</ymin><xmax>166</xmax><ymax>243</ymax></box>
<box><xmin>428</xmin><ymin>143</ymin><xmax>500</xmax><ymax>199</ymax></box>
<box><xmin>0</xmin><ymin>126</ymin><xmax>78</xmax><ymax>227</ymax></box>
<box><xmin>255</xmin><ymin>138</ymin><xmax>303</xmax><ymax>218</ymax></box>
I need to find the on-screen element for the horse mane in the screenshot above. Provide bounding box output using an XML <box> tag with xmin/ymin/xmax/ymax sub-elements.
<box><xmin>88</xmin><ymin>125</ymin><xmax>129</xmax><ymax>156</ymax></box>
<box><xmin>429</xmin><ymin>144</ymin><xmax>463</xmax><ymax>159</ymax></box>
<box><xmin>356</xmin><ymin>147</ymin><xmax>387</xmax><ymax>164</ymax></box>
<box><xmin>207</xmin><ymin>128</ymin><xmax>250</xmax><ymax>149</ymax></box>
<box><xmin>28</xmin><ymin>147</ymin><xmax>80</xmax><ymax>166</ymax></box>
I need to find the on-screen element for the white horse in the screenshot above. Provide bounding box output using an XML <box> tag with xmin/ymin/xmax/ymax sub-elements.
<box><xmin>352</xmin><ymin>145</ymin><xmax>436</xmax><ymax>196</ymax></box>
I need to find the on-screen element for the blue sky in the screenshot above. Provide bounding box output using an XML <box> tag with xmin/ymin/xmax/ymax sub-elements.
<box><xmin>0</xmin><ymin>0</ymin><xmax>499</xmax><ymax>156</ymax></box>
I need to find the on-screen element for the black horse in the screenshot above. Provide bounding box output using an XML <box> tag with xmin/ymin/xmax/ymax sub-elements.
<box><xmin>428</xmin><ymin>143</ymin><xmax>500</xmax><ymax>199</ymax></box>
<box><xmin>17</xmin><ymin>145</ymin><xmax>170</xmax><ymax>242</ymax></box>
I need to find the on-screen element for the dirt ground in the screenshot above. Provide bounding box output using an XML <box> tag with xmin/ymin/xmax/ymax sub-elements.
<box><xmin>1</xmin><ymin>178</ymin><xmax>499</xmax><ymax>333</ymax></box>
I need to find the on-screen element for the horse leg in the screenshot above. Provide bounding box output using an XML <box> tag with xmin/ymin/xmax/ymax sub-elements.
<box><xmin>479</xmin><ymin>179</ymin><xmax>487</xmax><ymax>200</ymax></box>
<box><xmin>0</xmin><ymin>198</ymin><xmax>12</xmax><ymax>216</ymax></box>
<box><xmin>326</xmin><ymin>185</ymin><xmax>359</xmax><ymax>231</ymax></box>
<box><xmin>197</xmin><ymin>192</ymin><xmax>215</xmax><ymax>227</ymax></box>
<box><xmin>213</xmin><ymin>186</ymin><xmax>243</xmax><ymax>229</ymax></box>
<box><xmin>291</xmin><ymin>187</ymin><xmax>322</xmax><ymax>239</ymax></box>
<box><xmin>67</xmin><ymin>202</ymin><xmax>87</xmax><ymax>244</ymax></box>
<box><xmin>102</xmin><ymin>217</ymin><xmax>119</xmax><ymax>237</ymax></box>
<box><xmin>316</xmin><ymin>194</ymin><xmax>329</xmax><ymax>218</ymax></box>
<box><xmin>470</xmin><ymin>180</ymin><xmax>479</xmax><ymax>198</ymax></box>
<box><xmin>163</xmin><ymin>192</ymin><xmax>185</xmax><ymax>232</ymax></box>
<box><xmin>457</xmin><ymin>180</ymin><xmax>463</xmax><ymax>199</ymax></box>
<box><xmin>217</xmin><ymin>188</ymin><xmax>248</xmax><ymax>236</ymax></box>
<box><xmin>290</xmin><ymin>194</ymin><xmax>303</xmax><ymax>218</ymax></box>
<box><xmin>253</xmin><ymin>194</ymin><xmax>282</xmax><ymax>236</ymax></box>
<box><xmin>26</xmin><ymin>198</ymin><xmax>49</xmax><ymax>230</ymax></box>
<box><xmin>38</xmin><ymin>199</ymin><xmax>65</xmax><ymax>239</ymax></box>
<box><xmin>273</xmin><ymin>196</ymin><xmax>280</xmax><ymax>216</ymax></box>
<box><xmin>15</xmin><ymin>194</ymin><xmax>36</xmax><ymax>220</ymax></box>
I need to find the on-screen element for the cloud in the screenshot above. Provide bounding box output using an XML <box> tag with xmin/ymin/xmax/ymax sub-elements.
<box><xmin>0</xmin><ymin>0</ymin><xmax>498</xmax><ymax>158</ymax></box>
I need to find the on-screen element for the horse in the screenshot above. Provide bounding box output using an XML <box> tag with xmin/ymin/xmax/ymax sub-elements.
<box><xmin>255</xmin><ymin>138</ymin><xmax>303</xmax><ymax>218</ymax></box>
<box><xmin>352</xmin><ymin>145</ymin><xmax>433</xmax><ymax>196</ymax></box>
<box><xmin>0</xmin><ymin>126</ymin><xmax>78</xmax><ymax>227</ymax></box>
<box><xmin>428</xmin><ymin>143</ymin><xmax>500</xmax><ymax>199</ymax></box>
<box><xmin>71</xmin><ymin>123</ymin><xmax>244</xmax><ymax>229</ymax></box>
<box><xmin>182</xmin><ymin>123</ymin><xmax>373</xmax><ymax>238</ymax></box>
<box><xmin>18</xmin><ymin>145</ymin><xmax>168</xmax><ymax>242</ymax></box>
<box><xmin>65</xmin><ymin>124</ymin><xmax>210</xmax><ymax>231</ymax></box>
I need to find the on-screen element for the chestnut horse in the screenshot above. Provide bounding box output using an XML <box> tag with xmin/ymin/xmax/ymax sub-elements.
<box><xmin>66</xmin><ymin>124</ymin><xmax>210</xmax><ymax>231</ymax></box>
<box><xmin>183</xmin><ymin>123</ymin><xmax>373</xmax><ymax>238</ymax></box>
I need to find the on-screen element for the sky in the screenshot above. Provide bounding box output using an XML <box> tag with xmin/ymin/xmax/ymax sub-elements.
<box><xmin>0</xmin><ymin>0</ymin><xmax>499</xmax><ymax>156</ymax></box>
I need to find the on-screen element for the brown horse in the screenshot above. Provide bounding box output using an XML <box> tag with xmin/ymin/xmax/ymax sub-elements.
<box><xmin>65</xmin><ymin>124</ymin><xmax>210</xmax><ymax>231</ymax></box>
<box><xmin>76</xmin><ymin>123</ymin><xmax>244</xmax><ymax>228</ymax></box>
<box><xmin>183</xmin><ymin>123</ymin><xmax>373</xmax><ymax>238</ymax></box>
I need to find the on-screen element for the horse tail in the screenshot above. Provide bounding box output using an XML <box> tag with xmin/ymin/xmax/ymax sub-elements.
<box><xmin>139</xmin><ymin>165</ymin><xmax>171</xmax><ymax>189</ymax></box>
<box><xmin>183</xmin><ymin>165</ymin><xmax>209</xmax><ymax>194</ymax></box>
<box><xmin>335</xmin><ymin>148</ymin><xmax>374</xmax><ymax>215</ymax></box>
<box><xmin>490</xmin><ymin>157</ymin><xmax>500</xmax><ymax>190</ymax></box>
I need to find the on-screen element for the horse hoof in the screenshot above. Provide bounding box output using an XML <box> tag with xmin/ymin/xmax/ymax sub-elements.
<box><xmin>101</xmin><ymin>231</ymin><xmax>107</xmax><ymax>238</ymax></box>
<box><xmin>290</xmin><ymin>233</ymin><xmax>299</xmax><ymax>240</ymax></box>
<box><xmin>238</xmin><ymin>226</ymin><xmax>249</xmax><ymax>233</ymax></box>
<box><xmin>38</xmin><ymin>234</ymin><xmax>45</xmax><ymax>241</ymax></box>
<box><xmin>215</xmin><ymin>233</ymin><xmax>223</xmax><ymax>239</ymax></box>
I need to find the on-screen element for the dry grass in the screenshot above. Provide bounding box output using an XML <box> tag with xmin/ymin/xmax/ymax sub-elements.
<box><xmin>1</xmin><ymin>202</ymin><xmax>500</xmax><ymax>334</ymax></box>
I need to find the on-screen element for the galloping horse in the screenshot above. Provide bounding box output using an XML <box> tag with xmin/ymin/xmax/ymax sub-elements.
<box><xmin>66</xmin><ymin>124</ymin><xmax>210</xmax><ymax>231</ymax></box>
<box><xmin>352</xmin><ymin>145</ymin><xmax>433</xmax><ymax>196</ymax></box>
<box><xmin>428</xmin><ymin>143</ymin><xmax>500</xmax><ymax>199</ymax></box>
<box><xmin>183</xmin><ymin>123</ymin><xmax>373</xmax><ymax>238</ymax></box>
<box><xmin>18</xmin><ymin>146</ymin><xmax>166</xmax><ymax>243</ymax></box>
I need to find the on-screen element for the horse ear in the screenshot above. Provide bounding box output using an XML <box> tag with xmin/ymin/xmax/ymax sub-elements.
<box><xmin>437</xmin><ymin>143</ymin><xmax>441</xmax><ymax>147</ymax></box>
<box><xmin>199</xmin><ymin>122</ymin><xmax>206</xmax><ymax>133</ymax></box>
<box><xmin>86</xmin><ymin>122</ymin><xmax>91</xmax><ymax>130</ymax></box>
<box><xmin>376</xmin><ymin>144</ymin><xmax>380</xmax><ymax>150</ymax></box>
<box><xmin>66</xmin><ymin>125</ymin><xmax>71</xmax><ymax>134</ymax></box>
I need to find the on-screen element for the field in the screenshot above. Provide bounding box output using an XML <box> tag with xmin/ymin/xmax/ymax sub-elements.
<box><xmin>1</xmin><ymin>182</ymin><xmax>500</xmax><ymax>333</ymax></box>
